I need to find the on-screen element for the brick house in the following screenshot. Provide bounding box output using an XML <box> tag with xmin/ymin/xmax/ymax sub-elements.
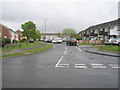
<box><xmin>0</xmin><ymin>24</ymin><xmax>18</xmax><ymax>41</ymax></box>
<box><xmin>16</xmin><ymin>30</ymin><xmax>23</xmax><ymax>40</ymax></box>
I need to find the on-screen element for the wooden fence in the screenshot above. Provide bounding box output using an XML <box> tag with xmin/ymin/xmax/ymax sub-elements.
<box><xmin>78</xmin><ymin>40</ymin><xmax>104</xmax><ymax>45</ymax></box>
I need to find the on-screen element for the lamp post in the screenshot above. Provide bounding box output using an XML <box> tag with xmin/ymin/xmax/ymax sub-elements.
<box><xmin>44</xmin><ymin>19</ymin><xmax>47</xmax><ymax>40</ymax></box>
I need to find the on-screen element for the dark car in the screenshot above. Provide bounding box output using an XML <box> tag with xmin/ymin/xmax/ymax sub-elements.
<box><xmin>66</xmin><ymin>38</ymin><xmax>77</xmax><ymax>46</ymax></box>
<box><xmin>29</xmin><ymin>39</ymin><xmax>34</xmax><ymax>43</ymax></box>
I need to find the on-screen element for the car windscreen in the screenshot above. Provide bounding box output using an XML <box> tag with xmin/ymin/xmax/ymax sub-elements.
<box><xmin>70</xmin><ymin>38</ymin><xmax>76</xmax><ymax>41</ymax></box>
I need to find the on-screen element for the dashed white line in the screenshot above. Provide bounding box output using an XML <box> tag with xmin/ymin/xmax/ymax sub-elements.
<box><xmin>64</xmin><ymin>50</ymin><xmax>67</xmax><ymax>54</ymax></box>
<box><xmin>66</xmin><ymin>47</ymin><xmax>68</xmax><ymax>49</ymax></box>
<box><xmin>91</xmin><ymin>64</ymin><xmax>103</xmax><ymax>66</ymax></box>
<box><xmin>75</xmin><ymin>66</ymin><xmax>87</xmax><ymax>68</ymax></box>
<box><xmin>75</xmin><ymin>64</ymin><xmax>86</xmax><ymax>65</ymax></box>
<box><xmin>92</xmin><ymin>66</ymin><xmax>106</xmax><ymax>69</ymax></box>
<box><xmin>59</xmin><ymin>64</ymin><xmax>70</xmax><ymax>65</ymax></box>
<box><xmin>54</xmin><ymin>46</ymin><xmax>55</xmax><ymax>48</ymax></box>
<box><xmin>55</xmin><ymin>56</ymin><xmax>64</xmax><ymax>67</ymax></box>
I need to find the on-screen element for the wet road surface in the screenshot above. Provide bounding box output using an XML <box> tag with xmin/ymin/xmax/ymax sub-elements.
<box><xmin>2</xmin><ymin>44</ymin><xmax>118</xmax><ymax>88</ymax></box>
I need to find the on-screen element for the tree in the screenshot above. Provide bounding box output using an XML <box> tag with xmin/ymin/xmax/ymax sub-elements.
<box><xmin>62</xmin><ymin>28</ymin><xmax>76</xmax><ymax>38</ymax></box>
<box><xmin>72</xmin><ymin>34</ymin><xmax>82</xmax><ymax>40</ymax></box>
<box><xmin>21</xmin><ymin>21</ymin><xmax>36</xmax><ymax>40</ymax></box>
<box><xmin>34</xmin><ymin>30</ymin><xmax>42</xmax><ymax>40</ymax></box>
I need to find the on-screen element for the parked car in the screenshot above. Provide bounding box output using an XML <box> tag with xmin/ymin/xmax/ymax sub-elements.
<box><xmin>29</xmin><ymin>39</ymin><xmax>34</xmax><ymax>43</ymax></box>
<box><xmin>45</xmin><ymin>39</ymin><xmax>52</xmax><ymax>43</ymax></box>
<box><xmin>52</xmin><ymin>39</ymin><xmax>62</xmax><ymax>43</ymax></box>
<box><xmin>111</xmin><ymin>38</ymin><xmax>120</xmax><ymax>46</ymax></box>
<box><xmin>66</xmin><ymin>38</ymin><xmax>77</xmax><ymax>46</ymax></box>
<box><xmin>104</xmin><ymin>38</ymin><xmax>118</xmax><ymax>45</ymax></box>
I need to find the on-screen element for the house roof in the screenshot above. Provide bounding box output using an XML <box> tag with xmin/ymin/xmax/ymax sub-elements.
<box><xmin>79</xmin><ymin>18</ymin><xmax>119</xmax><ymax>33</ymax></box>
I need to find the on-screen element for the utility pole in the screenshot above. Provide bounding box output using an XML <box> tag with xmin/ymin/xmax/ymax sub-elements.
<box><xmin>44</xmin><ymin>19</ymin><xmax>47</xmax><ymax>40</ymax></box>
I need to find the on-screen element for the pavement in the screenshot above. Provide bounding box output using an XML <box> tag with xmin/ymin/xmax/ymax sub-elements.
<box><xmin>79</xmin><ymin>45</ymin><xmax>120</xmax><ymax>57</ymax></box>
<box><xmin>2</xmin><ymin>44</ymin><xmax>119</xmax><ymax>88</ymax></box>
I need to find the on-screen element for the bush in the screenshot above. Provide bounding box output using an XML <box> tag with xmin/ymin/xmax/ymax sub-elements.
<box><xmin>12</xmin><ymin>39</ymin><xmax>18</xmax><ymax>43</ymax></box>
<box><xmin>0</xmin><ymin>37</ymin><xmax>5</xmax><ymax>47</ymax></box>
<box><xmin>20</xmin><ymin>38</ymin><xmax>27</xmax><ymax>43</ymax></box>
<box><xmin>4</xmin><ymin>38</ymin><xmax>11</xmax><ymax>44</ymax></box>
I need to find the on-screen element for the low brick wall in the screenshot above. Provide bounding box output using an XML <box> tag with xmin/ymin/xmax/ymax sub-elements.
<box><xmin>78</xmin><ymin>40</ymin><xmax>104</xmax><ymax>45</ymax></box>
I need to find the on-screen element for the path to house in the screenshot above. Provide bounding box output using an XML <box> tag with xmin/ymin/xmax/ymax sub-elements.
<box><xmin>0</xmin><ymin>43</ymin><xmax>46</xmax><ymax>56</ymax></box>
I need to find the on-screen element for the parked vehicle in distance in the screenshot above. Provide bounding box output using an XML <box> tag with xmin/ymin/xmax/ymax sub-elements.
<box><xmin>66</xmin><ymin>38</ymin><xmax>77</xmax><ymax>46</ymax></box>
<box><xmin>62</xmin><ymin>39</ymin><xmax>67</xmax><ymax>42</ymax></box>
<box><xmin>52</xmin><ymin>38</ymin><xmax>62</xmax><ymax>43</ymax></box>
<box><xmin>104</xmin><ymin>38</ymin><xmax>119</xmax><ymax>45</ymax></box>
<box><xmin>29</xmin><ymin>39</ymin><xmax>34</xmax><ymax>43</ymax></box>
<box><xmin>45</xmin><ymin>39</ymin><xmax>52</xmax><ymax>43</ymax></box>
<box><xmin>111</xmin><ymin>38</ymin><xmax>120</xmax><ymax>46</ymax></box>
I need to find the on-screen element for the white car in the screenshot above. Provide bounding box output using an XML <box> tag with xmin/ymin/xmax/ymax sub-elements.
<box><xmin>52</xmin><ymin>39</ymin><xmax>62</xmax><ymax>43</ymax></box>
<box><xmin>104</xmin><ymin>38</ymin><xmax>120</xmax><ymax>46</ymax></box>
<box><xmin>112</xmin><ymin>38</ymin><xmax>120</xmax><ymax>46</ymax></box>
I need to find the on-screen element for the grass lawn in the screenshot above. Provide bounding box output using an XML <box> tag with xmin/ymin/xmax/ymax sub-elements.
<box><xmin>93</xmin><ymin>45</ymin><xmax>120</xmax><ymax>53</ymax></box>
<box><xmin>1</xmin><ymin>41</ymin><xmax>42</xmax><ymax>53</ymax></box>
<box><xmin>79</xmin><ymin>43</ymin><xmax>93</xmax><ymax>45</ymax></box>
<box><xmin>2</xmin><ymin>44</ymin><xmax>53</xmax><ymax>57</ymax></box>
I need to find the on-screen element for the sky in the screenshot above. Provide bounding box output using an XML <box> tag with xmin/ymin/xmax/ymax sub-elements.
<box><xmin>0</xmin><ymin>0</ymin><xmax>119</xmax><ymax>33</ymax></box>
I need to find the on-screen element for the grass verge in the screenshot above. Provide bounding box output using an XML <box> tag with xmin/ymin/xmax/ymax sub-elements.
<box><xmin>92</xmin><ymin>45</ymin><xmax>120</xmax><ymax>53</ymax></box>
<box><xmin>1</xmin><ymin>41</ymin><xmax>41</xmax><ymax>53</ymax></box>
<box><xmin>79</xmin><ymin>43</ymin><xmax>93</xmax><ymax>45</ymax></box>
<box><xmin>2</xmin><ymin>44</ymin><xmax>53</xmax><ymax>57</ymax></box>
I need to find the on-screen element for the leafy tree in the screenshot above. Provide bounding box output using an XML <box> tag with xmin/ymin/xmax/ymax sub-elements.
<box><xmin>72</xmin><ymin>34</ymin><xmax>82</xmax><ymax>40</ymax></box>
<box><xmin>34</xmin><ymin>30</ymin><xmax>42</xmax><ymax>40</ymax></box>
<box><xmin>62</xmin><ymin>28</ymin><xmax>76</xmax><ymax>38</ymax></box>
<box><xmin>21</xmin><ymin>21</ymin><xmax>36</xmax><ymax>40</ymax></box>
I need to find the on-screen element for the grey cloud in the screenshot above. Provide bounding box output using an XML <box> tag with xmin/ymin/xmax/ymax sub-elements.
<box><xmin>1</xmin><ymin>0</ymin><xmax>119</xmax><ymax>33</ymax></box>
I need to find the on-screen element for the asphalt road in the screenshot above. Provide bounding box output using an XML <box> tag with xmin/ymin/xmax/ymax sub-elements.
<box><xmin>2</xmin><ymin>44</ymin><xmax>118</xmax><ymax>88</ymax></box>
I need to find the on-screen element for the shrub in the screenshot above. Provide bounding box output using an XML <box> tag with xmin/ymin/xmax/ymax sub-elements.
<box><xmin>20</xmin><ymin>38</ymin><xmax>27</xmax><ymax>43</ymax></box>
<box><xmin>12</xmin><ymin>39</ymin><xmax>18</xmax><ymax>43</ymax></box>
<box><xmin>4</xmin><ymin>38</ymin><xmax>11</xmax><ymax>44</ymax></box>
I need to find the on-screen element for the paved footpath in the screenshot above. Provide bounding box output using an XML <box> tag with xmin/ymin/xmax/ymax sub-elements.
<box><xmin>80</xmin><ymin>45</ymin><xmax>119</xmax><ymax>57</ymax></box>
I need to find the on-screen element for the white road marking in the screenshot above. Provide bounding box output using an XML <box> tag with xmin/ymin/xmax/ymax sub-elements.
<box><xmin>64</xmin><ymin>50</ymin><xmax>67</xmax><ymax>54</ymax></box>
<box><xmin>111</xmin><ymin>67</ymin><xmax>120</xmax><ymax>68</ymax></box>
<box><xmin>75</xmin><ymin>64</ymin><xmax>86</xmax><ymax>65</ymax></box>
<box><xmin>75</xmin><ymin>66</ymin><xmax>87</xmax><ymax>68</ymax></box>
<box><xmin>55</xmin><ymin>56</ymin><xmax>64</xmax><ymax>67</ymax></box>
<box><xmin>66</xmin><ymin>47</ymin><xmax>68</xmax><ymax>49</ymax></box>
<box><xmin>92</xmin><ymin>66</ymin><xmax>106</xmax><ymax>69</ymax></box>
<box><xmin>54</xmin><ymin>46</ymin><xmax>55</xmax><ymax>48</ymax></box>
<box><xmin>77</xmin><ymin>47</ymin><xmax>81</xmax><ymax>51</ymax></box>
<box><xmin>59</xmin><ymin>64</ymin><xmax>70</xmax><ymax>65</ymax></box>
<box><xmin>91</xmin><ymin>64</ymin><xmax>103</xmax><ymax>66</ymax></box>
<box><xmin>57</xmin><ymin>66</ymin><xmax>69</xmax><ymax>67</ymax></box>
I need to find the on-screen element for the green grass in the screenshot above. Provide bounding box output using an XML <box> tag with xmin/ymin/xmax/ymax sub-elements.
<box><xmin>2</xmin><ymin>44</ymin><xmax>53</xmax><ymax>57</ymax></box>
<box><xmin>79</xmin><ymin>43</ymin><xmax>93</xmax><ymax>45</ymax></box>
<box><xmin>1</xmin><ymin>41</ymin><xmax>41</xmax><ymax>53</ymax></box>
<box><xmin>93</xmin><ymin>45</ymin><xmax>120</xmax><ymax>53</ymax></box>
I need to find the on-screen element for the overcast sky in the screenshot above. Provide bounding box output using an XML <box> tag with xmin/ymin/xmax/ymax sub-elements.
<box><xmin>0</xmin><ymin>0</ymin><xmax>119</xmax><ymax>33</ymax></box>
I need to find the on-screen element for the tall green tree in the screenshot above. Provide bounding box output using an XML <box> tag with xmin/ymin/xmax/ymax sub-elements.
<box><xmin>35</xmin><ymin>30</ymin><xmax>42</xmax><ymax>40</ymax></box>
<box><xmin>62</xmin><ymin>28</ymin><xmax>76</xmax><ymax>38</ymax></box>
<box><xmin>21</xmin><ymin>21</ymin><xmax>36</xmax><ymax>40</ymax></box>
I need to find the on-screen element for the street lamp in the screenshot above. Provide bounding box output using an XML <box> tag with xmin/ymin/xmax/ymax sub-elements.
<box><xmin>44</xmin><ymin>19</ymin><xmax>47</xmax><ymax>40</ymax></box>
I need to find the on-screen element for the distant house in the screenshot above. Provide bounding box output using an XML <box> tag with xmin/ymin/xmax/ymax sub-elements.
<box><xmin>16</xmin><ymin>30</ymin><xmax>23</xmax><ymax>40</ymax></box>
<box><xmin>41</xmin><ymin>33</ymin><xmax>60</xmax><ymax>40</ymax></box>
<box><xmin>0</xmin><ymin>24</ymin><xmax>18</xmax><ymax>41</ymax></box>
<box><xmin>78</xmin><ymin>18</ymin><xmax>120</xmax><ymax>41</ymax></box>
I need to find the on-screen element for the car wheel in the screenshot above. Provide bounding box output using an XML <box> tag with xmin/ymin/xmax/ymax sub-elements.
<box><xmin>118</xmin><ymin>43</ymin><xmax>120</xmax><ymax>46</ymax></box>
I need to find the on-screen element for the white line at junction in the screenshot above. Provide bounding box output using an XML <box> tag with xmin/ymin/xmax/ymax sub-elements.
<box><xmin>55</xmin><ymin>56</ymin><xmax>64</xmax><ymax>67</ymax></box>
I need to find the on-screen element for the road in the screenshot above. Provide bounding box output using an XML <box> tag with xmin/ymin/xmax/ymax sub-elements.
<box><xmin>2</xmin><ymin>44</ymin><xmax>118</xmax><ymax>88</ymax></box>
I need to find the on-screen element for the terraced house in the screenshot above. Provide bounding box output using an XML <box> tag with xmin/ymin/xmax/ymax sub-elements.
<box><xmin>0</xmin><ymin>24</ymin><xmax>18</xmax><ymax>41</ymax></box>
<box><xmin>78</xmin><ymin>18</ymin><xmax>120</xmax><ymax>41</ymax></box>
